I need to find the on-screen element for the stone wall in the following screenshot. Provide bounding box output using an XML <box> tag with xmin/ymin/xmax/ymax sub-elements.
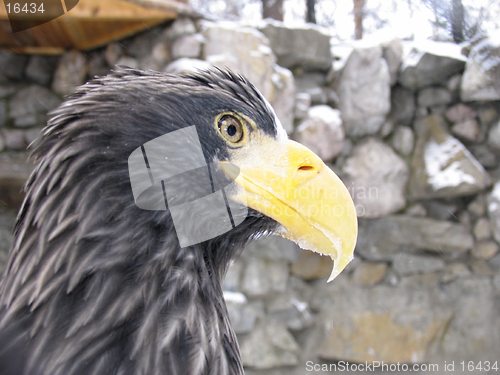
<box><xmin>1</xmin><ymin>17</ymin><xmax>500</xmax><ymax>374</ymax></box>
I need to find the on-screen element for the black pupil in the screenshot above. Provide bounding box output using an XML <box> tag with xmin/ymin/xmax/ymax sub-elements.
<box><xmin>227</xmin><ymin>124</ymin><xmax>237</xmax><ymax>137</ymax></box>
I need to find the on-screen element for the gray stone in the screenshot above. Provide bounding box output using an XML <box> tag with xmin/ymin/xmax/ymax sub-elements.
<box><xmin>0</xmin><ymin>152</ymin><xmax>34</xmax><ymax>206</ymax></box>
<box><xmin>313</xmin><ymin>273</ymin><xmax>454</xmax><ymax>363</ymax></box>
<box><xmin>446</xmin><ymin>73</ymin><xmax>462</xmax><ymax>94</ymax></box>
<box><xmin>0</xmin><ymin>84</ymin><xmax>18</xmax><ymax>99</ymax></box>
<box><xmin>202</xmin><ymin>22</ymin><xmax>295</xmax><ymax>133</ymax></box>
<box><xmin>105</xmin><ymin>43</ymin><xmax>125</xmax><ymax>66</ymax></box>
<box><xmin>151</xmin><ymin>42</ymin><xmax>171</xmax><ymax>64</ymax></box>
<box><xmin>164</xmin><ymin>58</ymin><xmax>211</xmax><ymax>74</ymax></box>
<box><xmin>393</xmin><ymin>253</ymin><xmax>446</xmax><ymax>276</ymax></box>
<box><xmin>9</xmin><ymin>85</ymin><xmax>61</xmax><ymax>128</ymax></box>
<box><xmin>389</xmin><ymin>85</ymin><xmax>415</xmax><ymax>126</ymax></box>
<box><xmin>224</xmin><ymin>292</ymin><xmax>264</xmax><ymax>334</ymax></box>
<box><xmin>88</xmin><ymin>53</ymin><xmax>110</xmax><ymax>78</ymax></box>
<box><xmin>382</xmin><ymin>38</ymin><xmax>403</xmax><ymax>86</ymax></box>
<box><xmin>0</xmin><ymin>100</ymin><xmax>6</xmax><ymax>127</ymax></box>
<box><xmin>332</xmin><ymin>45</ymin><xmax>391</xmax><ymax>136</ymax></box>
<box><xmin>125</xmin><ymin>27</ymin><xmax>161</xmax><ymax>58</ymax></box>
<box><xmin>293</xmin><ymin>105</ymin><xmax>344</xmax><ymax>161</ymax></box>
<box><xmin>473</xmin><ymin>217</ymin><xmax>492</xmax><ymax>241</ymax></box>
<box><xmin>0</xmin><ymin>134</ymin><xmax>4</xmax><ymax>152</ymax></box>
<box><xmin>294</xmin><ymin>72</ymin><xmax>327</xmax><ymax>105</ymax></box>
<box><xmin>115</xmin><ymin>57</ymin><xmax>139</xmax><ymax>69</ymax></box>
<box><xmin>269</xmin><ymin>65</ymin><xmax>295</xmax><ymax>134</ymax></box>
<box><xmin>472</xmin><ymin>241</ymin><xmax>499</xmax><ymax>260</ymax></box>
<box><xmin>52</xmin><ymin>51</ymin><xmax>89</xmax><ymax>96</ymax></box>
<box><xmin>410</xmin><ymin>116</ymin><xmax>491</xmax><ymax>199</ymax></box>
<box><xmin>222</xmin><ymin>258</ymin><xmax>243</xmax><ymax>292</ymax></box>
<box><xmin>243</xmin><ymin>236</ymin><xmax>300</xmax><ymax>262</ymax></box>
<box><xmin>451</xmin><ymin>118</ymin><xmax>482</xmax><ymax>142</ymax></box>
<box><xmin>487</xmin><ymin>181</ymin><xmax>500</xmax><ymax>244</ymax></box>
<box><xmin>267</xmin><ymin>287</ymin><xmax>314</xmax><ymax>331</ymax></box>
<box><xmin>240</xmin><ymin>318</ymin><xmax>300</xmax><ymax>369</ymax></box>
<box><xmin>441</xmin><ymin>262</ymin><xmax>471</xmax><ymax>283</ymax></box>
<box><xmin>439</xmin><ymin>278</ymin><xmax>500</xmax><ymax>361</ymax></box>
<box><xmin>478</xmin><ymin>105</ymin><xmax>499</xmax><ymax>126</ymax></box>
<box><xmin>342</xmin><ymin>138</ymin><xmax>409</xmax><ymax>218</ymax></box>
<box><xmin>0</xmin><ymin>209</ymin><xmax>16</xmax><ymax>273</ymax></box>
<box><xmin>294</xmin><ymin>92</ymin><xmax>311</xmax><ymax>120</ymax></box>
<box><xmin>488</xmin><ymin>119</ymin><xmax>500</xmax><ymax>151</ymax></box>
<box><xmin>356</xmin><ymin>215</ymin><xmax>474</xmax><ymax>261</ymax></box>
<box><xmin>421</xmin><ymin>200</ymin><xmax>458</xmax><ymax>221</ymax></box>
<box><xmin>379</xmin><ymin>119</ymin><xmax>394</xmax><ymax>138</ymax></box>
<box><xmin>391</xmin><ymin>126</ymin><xmax>414</xmax><ymax>156</ymax></box>
<box><xmin>461</xmin><ymin>36</ymin><xmax>500</xmax><ymax>101</ymax></box>
<box><xmin>399</xmin><ymin>41</ymin><xmax>466</xmax><ymax>89</ymax></box>
<box><xmin>0</xmin><ymin>51</ymin><xmax>29</xmax><ymax>81</ymax></box>
<box><xmin>258</xmin><ymin>20</ymin><xmax>333</xmax><ymax>70</ymax></box>
<box><xmin>1</xmin><ymin>129</ymin><xmax>26</xmax><ymax>150</ymax></box>
<box><xmin>468</xmin><ymin>144</ymin><xmax>498</xmax><ymax>169</ymax></box>
<box><xmin>165</xmin><ymin>17</ymin><xmax>197</xmax><ymax>41</ymax></box>
<box><xmin>405</xmin><ymin>203</ymin><xmax>427</xmax><ymax>217</ymax></box>
<box><xmin>25</xmin><ymin>55</ymin><xmax>58</xmax><ymax>86</ymax></box>
<box><xmin>468</xmin><ymin>194</ymin><xmax>487</xmax><ymax>217</ymax></box>
<box><xmin>350</xmin><ymin>262</ymin><xmax>387</xmax><ymax>286</ymax></box>
<box><xmin>417</xmin><ymin>87</ymin><xmax>453</xmax><ymax>108</ymax></box>
<box><xmin>171</xmin><ymin>34</ymin><xmax>202</xmax><ymax>60</ymax></box>
<box><xmin>445</xmin><ymin>103</ymin><xmax>477</xmax><ymax>123</ymax></box>
<box><xmin>240</xmin><ymin>257</ymin><xmax>289</xmax><ymax>297</ymax></box>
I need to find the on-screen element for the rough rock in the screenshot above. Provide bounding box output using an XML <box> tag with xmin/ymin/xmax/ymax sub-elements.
<box><xmin>468</xmin><ymin>194</ymin><xmax>487</xmax><ymax>217</ymax></box>
<box><xmin>9</xmin><ymin>85</ymin><xmax>61</xmax><ymax>128</ymax></box>
<box><xmin>165</xmin><ymin>17</ymin><xmax>197</xmax><ymax>41</ymax></box>
<box><xmin>417</xmin><ymin>87</ymin><xmax>452</xmax><ymax>108</ymax></box>
<box><xmin>350</xmin><ymin>262</ymin><xmax>387</xmax><ymax>286</ymax></box>
<box><xmin>240</xmin><ymin>318</ymin><xmax>300</xmax><ymax>369</ymax></box>
<box><xmin>125</xmin><ymin>27</ymin><xmax>161</xmax><ymax>58</ymax></box>
<box><xmin>487</xmin><ymin>181</ymin><xmax>500</xmax><ymax>243</ymax></box>
<box><xmin>473</xmin><ymin>217</ymin><xmax>492</xmax><ymax>241</ymax></box>
<box><xmin>202</xmin><ymin>22</ymin><xmax>295</xmax><ymax>132</ymax></box>
<box><xmin>294</xmin><ymin>72</ymin><xmax>327</xmax><ymax>105</ymax></box>
<box><xmin>0</xmin><ymin>209</ymin><xmax>16</xmax><ymax>273</ymax></box>
<box><xmin>445</xmin><ymin>103</ymin><xmax>477</xmax><ymax>123</ymax></box>
<box><xmin>164</xmin><ymin>58</ymin><xmax>211</xmax><ymax>74</ymax></box>
<box><xmin>332</xmin><ymin>45</ymin><xmax>391</xmax><ymax>136</ymax></box>
<box><xmin>389</xmin><ymin>85</ymin><xmax>415</xmax><ymax>126</ymax></box>
<box><xmin>104</xmin><ymin>43</ymin><xmax>125</xmax><ymax>66</ymax></box>
<box><xmin>0</xmin><ymin>152</ymin><xmax>34</xmax><ymax>207</ymax></box>
<box><xmin>224</xmin><ymin>292</ymin><xmax>264</xmax><ymax>334</ymax></box>
<box><xmin>25</xmin><ymin>55</ymin><xmax>59</xmax><ymax>86</ymax></box>
<box><xmin>0</xmin><ymin>51</ymin><xmax>29</xmax><ymax>81</ymax></box>
<box><xmin>342</xmin><ymin>138</ymin><xmax>409</xmax><ymax>218</ymax></box>
<box><xmin>202</xmin><ymin>21</ymin><xmax>275</xmax><ymax>99</ymax></box>
<box><xmin>391</xmin><ymin>126</ymin><xmax>414</xmax><ymax>156</ymax></box>
<box><xmin>382</xmin><ymin>38</ymin><xmax>403</xmax><ymax>86</ymax></box>
<box><xmin>451</xmin><ymin>118</ymin><xmax>481</xmax><ymax>142</ymax></box>
<box><xmin>0</xmin><ymin>100</ymin><xmax>6</xmax><ymax>127</ymax></box>
<box><xmin>52</xmin><ymin>51</ymin><xmax>89</xmax><ymax>96</ymax></box>
<box><xmin>258</xmin><ymin>20</ymin><xmax>333</xmax><ymax>71</ymax></box>
<box><xmin>468</xmin><ymin>144</ymin><xmax>498</xmax><ymax>169</ymax></box>
<box><xmin>266</xmin><ymin>282</ymin><xmax>314</xmax><ymax>331</ymax></box>
<box><xmin>441</xmin><ymin>263</ymin><xmax>471</xmax><ymax>283</ymax></box>
<box><xmin>240</xmin><ymin>256</ymin><xmax>289</xmax><ymax>297</ymax></box>
<box><xmin>356</xmin><ymin>215</ymin><xmax>474</xmax><ymax>261</ymax></box>
<box><xmin>292</xmin><ymin>105</ymin><xmax>344</xmax><ymax>161</ymax></box>
<box><xmin>151</xmin><ymin>42</ymin><xmax>171</xmax><ymax>64</ymax></box>
<box><xmin>294</xmin><ymin>92</ymin><xmax>311</xmax><ymax>120</ymax></box>
<box><xmin>446</xmin><ymin>73</ymin><xmax>462</xmax><ymax>94</ymax></box>
<box><xmin>410</xmin><ymin>116</ymin><xmax>490</xmax><ymax>199</ymax></box>
<box><xmin>472</xmin><ymin>241</ymin><xmax>499</xmax><ymax>260</ymax></box>
<box><xmin>243</xmin><ymin>236</ymin><xmax>300</xmax><ymax>262</ymax></box>
<box><xmin>461</xmin><ymin>36</ymin><xmax>500</xmax><ymax>101</ymax></box>
<box><xmin>290</xmin><ymin>251</ymin><xmax>332</xmax><ymax>280</ymax></box>
<box><xmin>269</xmin><ymin>65</ymin><xmax>295</xmax><ymax>134</ymax></box>
<box><xmin>478</xmin><ymin>105</ymin><xmax>499</xmax><ymax>126</ymax></box>
<box><xmin>392</xmin><ymin>253</ymin><xmax>446</xmax><ymax>276</ymax></box>
<box><xmin>171</xmin><ymin>34</ymin><xmax>203</xmax><ymax>60</ymax></box>
<box><xmin>399</xmin><ymin>41</ymin><xmax>466</xmax><ymax>89</ymax></box>
<box><xmin>88</xmin><ymin>53</ymin><xmax>110</xmax><ymax>78</ymax></box>
<box><xmin>488</xmin><ymin>119</ymin><xmax>500</xmax><ymax>151</ymax></box>
<box><xmin>314</xmin><ymin>273</ymin><xmax>453</xmax><ymax>363</ymax></box>
<box><xmin>0</xmin><ymin>84</ymin><xmax>17</xmax><ymax>99</ymax></box>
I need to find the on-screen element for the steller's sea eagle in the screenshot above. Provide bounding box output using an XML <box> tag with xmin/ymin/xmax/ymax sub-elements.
<box><xmin>0</xmin><ymin>68</ymin><xmax>357</xmax><ymax>375</ymax></box>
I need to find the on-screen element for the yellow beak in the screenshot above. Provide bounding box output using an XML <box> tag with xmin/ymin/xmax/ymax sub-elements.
<box><xmin>222</xmin><ymin>139</ymin><xmax>358</xmax><ymax>281</ymax></box>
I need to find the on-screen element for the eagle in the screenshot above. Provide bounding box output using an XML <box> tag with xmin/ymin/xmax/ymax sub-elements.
<box><xmin>0</xmin><ymin>68</ymin><xmax>357</xmax><ymax>375</ymax></box>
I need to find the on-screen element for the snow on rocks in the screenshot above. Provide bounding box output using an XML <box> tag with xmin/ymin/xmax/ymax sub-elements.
<box><xmin>410</xmin><ymin>115</ymin><xmax>490</xmax><ymax>199</ymax></box>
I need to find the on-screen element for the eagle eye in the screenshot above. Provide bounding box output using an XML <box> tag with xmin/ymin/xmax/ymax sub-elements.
<box><xmin>218</xmin><ymin>115</ymin><xmax>244</xmax><ymax>143</ymax></box>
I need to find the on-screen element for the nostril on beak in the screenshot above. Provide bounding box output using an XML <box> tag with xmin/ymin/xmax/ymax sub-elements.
<box><xmin>298</xmin><ymin>166</ymin><xmax>314</xmax><ymax>171</ymax></box>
